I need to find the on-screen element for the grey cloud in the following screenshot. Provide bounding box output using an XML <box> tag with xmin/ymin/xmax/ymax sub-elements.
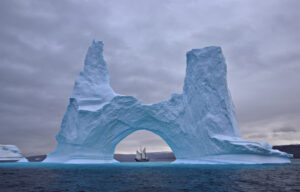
<box><xmin>0</xmin><ymin>0</ymin><xmax>299</xmax><ymax>155</ymax></box>
<box><xmin>273</xmin><ymin>127</ymin><xmax>297</xmax><ymax>133</ymax></box>
<box><xmin>246</xmin><ymin>134</ymin><xmax>267</xmax><ymax>139</ymax></box>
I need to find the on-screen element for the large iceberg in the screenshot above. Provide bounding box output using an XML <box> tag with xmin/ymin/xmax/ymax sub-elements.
<box><xmin>44</xmin><ymin>40</ymin><xmax>292</xmax><ymax>164</ymax></box>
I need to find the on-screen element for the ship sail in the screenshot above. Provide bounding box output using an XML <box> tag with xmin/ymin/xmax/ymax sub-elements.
<box><xmin>136</xmin><ymin>150</ymin><xmax>142</xmax><ymax>160</ymax></box>
<box><xmin>142</xmin><ymin>148</ymin><xmax>146</xmax><ymax>159</ymax></box>
<box><xmin>135</xmin><ymin>146</ymin><xmax>149</xmax><ymax>162</ymax></box>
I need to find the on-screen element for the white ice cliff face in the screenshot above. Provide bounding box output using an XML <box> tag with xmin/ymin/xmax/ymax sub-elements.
<box><xmin>0</xmin><ymin>145</ymin><xmax>23</xmax><ymax>162</ymax></box>
<box><xmin>44</xmin><ymin>40</ymin><xmax>292</xmax><ymax>164</ymax></box>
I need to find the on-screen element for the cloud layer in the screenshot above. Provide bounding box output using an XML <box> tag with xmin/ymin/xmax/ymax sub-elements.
<box><xmin>0</xmin><ymin>0</ymin><xmax>299</xmax><ymax>155</ymax></box>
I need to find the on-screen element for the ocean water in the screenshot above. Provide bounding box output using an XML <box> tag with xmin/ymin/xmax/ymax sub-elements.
<box><xmin>0</xmin><ymin>160</ymin><xmax>299</xmax><ymax>192</ymax></box>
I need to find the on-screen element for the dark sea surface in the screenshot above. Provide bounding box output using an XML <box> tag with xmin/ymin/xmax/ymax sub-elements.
<box><xmin>0</xmin><ymin>160</ymin><xmax>300</xmax><ymax>192</ymax></box>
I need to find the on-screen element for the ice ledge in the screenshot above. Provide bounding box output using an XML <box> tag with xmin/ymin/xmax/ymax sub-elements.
<box><xmin>64</xmin><ymin>159</ymin><xmax>118</xmax><ymax>164</ymax></box>
<box><xmin>173</xmin><ymin>154</ymin><xmax>291</xmax><ymax>164</ymax></box>
<box><xmin>43</xmin><ymin>154</ymin><xmax>291</xmax><ymax>165</ymax></box>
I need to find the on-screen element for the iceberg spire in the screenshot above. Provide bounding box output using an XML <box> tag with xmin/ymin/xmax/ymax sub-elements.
<box><xmin>183</xmin><ymin>46</ymin><xmax>240</xmax><ymax>137</ymax></box>
<box><xmin>71</xmin><ymin>40</ymin><xmax>115</xmax><ymax>102</ymax></box>
<box><xmin>82</xmin><ymin>40</ymin><xmax>109</xmax><ymax>83</ymax></box>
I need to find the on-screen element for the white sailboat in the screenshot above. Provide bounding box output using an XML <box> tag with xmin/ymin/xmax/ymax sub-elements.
<box><xmin>135</xmin><ymin>147</ymin><xmax>149</xmax><ymax>162</ymax></box>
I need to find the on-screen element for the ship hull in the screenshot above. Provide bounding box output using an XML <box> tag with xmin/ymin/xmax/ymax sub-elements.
<box><xmin>135</xmin><ymin>158</ymin><xmax>149</xmax><ymax>162</ymax></box>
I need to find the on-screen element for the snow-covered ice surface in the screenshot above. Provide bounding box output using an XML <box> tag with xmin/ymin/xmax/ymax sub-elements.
<box><xmin>44</xmin><ymin>40</ymin><xmax>292</xmax><ymax>164</ymax></box>
<box><xmin>0</xmin><ymin>145</ymin><xmax>23</xmax><ymax>162</ymax></box>
<box><xmin>18</xmin><ymin>158</ymin><xmax>29</xmax><ymax>162</ymax></box>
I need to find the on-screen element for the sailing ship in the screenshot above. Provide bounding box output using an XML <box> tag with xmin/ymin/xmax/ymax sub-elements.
<box><xmin>135</xmin><ymin>147</ymin><xmax>149</xmax><ymax>162</ymax></box>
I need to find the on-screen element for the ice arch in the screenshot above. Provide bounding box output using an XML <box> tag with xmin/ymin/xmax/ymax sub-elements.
<box><xmin>44</xmin><ymin>40</ymin><xmax>292</xmax><ymax>164</ymax></box>
<box><xmin>114</xmin><ymin>130</ymin><xmax>173</xmax><ymax>155</ymax></box>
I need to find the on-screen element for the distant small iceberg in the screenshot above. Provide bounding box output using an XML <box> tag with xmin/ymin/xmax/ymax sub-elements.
<box><xmin>0</xmin><ymin>144</ymin><xmax>24</xmax><ymax>162</ymax></box>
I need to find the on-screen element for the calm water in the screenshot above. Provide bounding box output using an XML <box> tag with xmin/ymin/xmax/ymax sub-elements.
<box><xmin>0</xmin><ymin>160</ymin><xmax>300</xmax><ymax>192</ymax></box>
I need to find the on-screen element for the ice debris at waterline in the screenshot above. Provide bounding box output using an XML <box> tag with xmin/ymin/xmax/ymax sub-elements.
<box><xmin>44</xmin><ymin>40</ymin><xmax>292</xmax><ymax>164</ymax></box>
<box><xmin>0</xmin><ymin>145</ymin><xmax>24</xmax><ymax>162</ymax></box>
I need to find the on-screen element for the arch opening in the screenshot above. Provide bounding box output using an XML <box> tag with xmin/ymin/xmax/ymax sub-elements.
<box><xmin>113</xmin><ymin>130</ymin><xmax>176</xmax><ymax>162</ymax></box>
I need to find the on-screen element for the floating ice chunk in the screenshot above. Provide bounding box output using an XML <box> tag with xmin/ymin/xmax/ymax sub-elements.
<box><xmin>0</xmin><ymin>145</ymin><xmax>23</xmax><ymax>162</ymax></box>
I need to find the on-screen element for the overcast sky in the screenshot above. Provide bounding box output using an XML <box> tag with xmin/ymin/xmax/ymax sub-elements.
<box><xmin>0</xmin><ymin>0</ymin><xmax>299</xmax><ymax>155</ymax></box>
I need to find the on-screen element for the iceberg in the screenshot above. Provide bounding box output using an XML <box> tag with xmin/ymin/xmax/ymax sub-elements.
<box><xmin>44</xmin><ymin>40</ymin><xmax>292</xmax><ymax>164</ymax></box>
<box><xmin>0</xmin><ymin>145</ymin><xmax>23</xmax><ymax>162</ymax></box>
